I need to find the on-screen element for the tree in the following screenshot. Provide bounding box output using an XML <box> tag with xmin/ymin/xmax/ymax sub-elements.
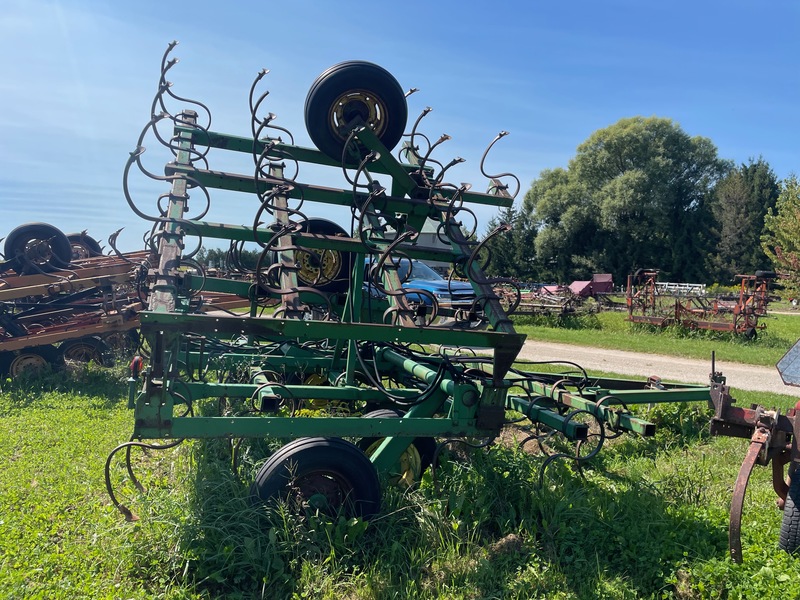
<box><xmin>762</xmin><ymin>174</ymin><xmax>800</xmax><ymax>296</ymax></box>
<box><xmin>523</xmin><ymin>117</ymin><xmax>730</xmax><ymax>283</ymax></box>
<box><xmin>481</xmin><ymin>206</ymin><xmax>538</xmax><ymax>281</ymax></box>
<box><xmin>522</xmin><ymin>167</ymin><xmax>599</xmax><ymax>282</ymax></box>
<box><xmin>707</xmin><ymin>157</ymin><xmax>780</xmax><ymax>282</ymax></box>
<box><xmin>195</xmin><ymin>245</ymin><xmax>261</xmax><ymax>272</ymax></box>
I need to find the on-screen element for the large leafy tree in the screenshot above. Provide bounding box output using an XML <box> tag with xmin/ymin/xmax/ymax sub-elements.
<box><xmin>523</xmin><ymin>117</ymin><xmax>730</xmax><ymax>283</ymax></box>
<box><xmin>523</xmin><ymin>167</ymin><xmax>598</xmax><ymax>282</ymax></box>
<box><xmin>762</xmin><ymin>174</ymin><xmax>800</xmax><ymax>296</ymax></box>
<box><xmin>707</xmin><ymin>157</ymin><xmax>780</xmax><ymax>282</ymax></box>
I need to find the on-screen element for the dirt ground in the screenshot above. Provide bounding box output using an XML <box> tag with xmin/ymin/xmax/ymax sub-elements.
<box><xmin>514</xmin><ymin>340</ymin><xmax>800</xmax><ymax>398</ymax></box>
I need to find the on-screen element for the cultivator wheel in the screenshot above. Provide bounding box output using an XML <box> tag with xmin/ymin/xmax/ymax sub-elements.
<box><xmin>61</xmin><ymin>336</ymin><xmax>112</xmax><ymax>366</ymax></box>
<box><xmin>304</xmin><ymin>61</ymin><xmax>407</xmax><ymax>162</ymax></box>
<box><xmin>66</xmin><ymin>232</ymin><xmax>103</xmax><ymax>259</ymax></box>
<box><xmin>250</xmin><ymin>437</ymin><xmax>381</xmax><ymax>518</ymax></box>
<box><xmin>779</xmin><ymin>470</ymin><xmax>800</xmax><ymax>554</ymax></box>
<box><xmin>0</xmin><ymin>345</ymin><xmax>60</xmax><ymax>378</ymax></box>
<box><xmin>102</xmin><ymin>329</ymin><xmax>141</xmax><ymax>358</ymax></box>
<box><xmin>3</xmin><ymin>223</ymin><xmax>72</xmax><ymax>274</ymax></box>
<box><xmin>357</xmin><ymin>409</ymin><xmax>437</xmax><ymax>486</ymax></box>
<box><xmin>292</xmin><ymin>218</ymin><xmax>352</xmax><ymax>294</ymax></box>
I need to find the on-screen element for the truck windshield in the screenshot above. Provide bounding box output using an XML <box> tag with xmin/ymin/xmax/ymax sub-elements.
<box><xmin>398</xmin><ymin>260</ymin><xmax>442</xmax><ymax>282</ymax></box>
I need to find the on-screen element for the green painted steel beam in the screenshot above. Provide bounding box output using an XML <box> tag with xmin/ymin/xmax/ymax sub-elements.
<box><xmin>506</xmin><ymin>395</ymin><xmax>589</xmax><ymax>440</ymax></box>
<box><xmin>178</xmin><ymin>224</ymin><xmax>467</xmax><ymax>264</ymax></box>
<box><xmin>161</xmin><ymin>415</ymin><xmax>483</xmax><ymax>440</ymax></box>
<box><xmin>173</xmin><ymin>125</ymin><xmax>511</xmax><ymax>209</ymax></box>
<box><xmin>140</xmin><ymin>312</ymin><xmax>527</xmax><ymax>352</ymax></box>
<box><xmin>175</xmin><ymin>381</ymin><xmax>422</xmax><ymax>403</ymax></box>
<box><xmin>166</xmin><ymin>163</ymin><xmax>432</xmax><ymax>216</ymax></box>
<box><xmin>582</xmin><ymin>387</ymin><xmax>712</xmax><ymax>404</ymax></box>
<box><xmin>352</xmin><ymin>126</ymin><xmax>421</xmax><ymax>197</ymax></box>
<box><xmin>173</xmin><ymin>125</ymin><xmax>428</xmax><ymax>177</ymax></box>
<box><xmin>518</xmin><ymin>380</ymin><xmax>661</xmax><ymax>436</ymax></box>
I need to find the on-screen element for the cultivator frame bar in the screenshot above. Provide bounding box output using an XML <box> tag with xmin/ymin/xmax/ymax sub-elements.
<box><xmin>110</xmin><ymin>43</ymin><xmax>799</xmax><ymax>561</ymax></box>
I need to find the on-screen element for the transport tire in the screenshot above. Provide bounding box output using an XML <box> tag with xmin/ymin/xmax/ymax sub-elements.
<box><xmin>305</xmin><ymin>61</ymin><xmax>407</xmax><ymax>163</ymax></box>
<box><xmin>4</xmin><ymin>223</ymin><xmax>72</xmax><ymax>274</ymax></box>
<box><xmin>250</xmin><ymin>437</ymin><xmax>381</xmax><ymax>518</ymax></box>
<box><xmin>0</xmin><ymin>345</ymin><xmax>61</xmax><ymax>378</ymax></box>
<box><xmin>268</xmin><ymin>218</ymin><xmax>352</xmax><ymax>294</ymax></box>
<box><xmin>60</xmin><ymin>336</ymin><xmax>112</xmax><ymax>366</ymax></box>
<box><xmin>102</xmin><ymin>329</ymin><xmax>141</xmax><ymax>358</ymax></box>
<box><xmin>66</xmin><ymin>232</ymin><xmax>103</xmax><ymax>259</ymax></box>
<box><xmin>779</xmin><ymin>470</ymin><xmax>800</xmax><ymax>554</ymax></box>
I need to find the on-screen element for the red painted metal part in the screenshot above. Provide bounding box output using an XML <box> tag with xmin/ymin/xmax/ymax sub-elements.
<box><xmin>709</xmin><ymin>381</ymin><xmax>800</xmax><ymax>561</ymax></box>
<box><xmin>729</xmin><ymin>428</ymin><xmax>769</xmax><ymax>563</ymax></box>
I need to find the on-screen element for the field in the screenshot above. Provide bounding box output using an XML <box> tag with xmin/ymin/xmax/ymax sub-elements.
<box><xmin>2</xmin><ymin>316</ymin><xmax>800</xmax><ymax>599</ymax></box>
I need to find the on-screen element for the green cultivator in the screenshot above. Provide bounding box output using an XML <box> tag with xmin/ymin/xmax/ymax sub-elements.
<box><xmin>108</xmin><ymin>42</ymin><xmax>799</xmax><ymax>561</ymax></box>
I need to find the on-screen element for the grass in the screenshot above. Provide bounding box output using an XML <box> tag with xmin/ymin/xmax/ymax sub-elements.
<box><xmin>513</xmin><ymin>310</ymin><xmax>800</xmax><ymax>367</ymax></box>
<box><xmin>2</xmin><ymin>362</ymin><xmax>800</xmax><ymax>599</ymax></box>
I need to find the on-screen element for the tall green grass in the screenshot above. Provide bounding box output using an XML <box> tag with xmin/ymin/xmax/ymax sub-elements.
<box><xmin>1</xmin><ymin>365</ymin><xmax>799</xmax><ymax>599</ymax></box>
<box><xmin>514</xmin><ymin>311</ymin><xmax>800</xmax><ymax>366</ymax></box>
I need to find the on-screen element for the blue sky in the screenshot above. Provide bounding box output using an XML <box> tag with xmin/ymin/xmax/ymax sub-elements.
<box><xmin>1</xmin><ymin>0</ymin><xmax>797</xmax><ymax>252</ymax></box>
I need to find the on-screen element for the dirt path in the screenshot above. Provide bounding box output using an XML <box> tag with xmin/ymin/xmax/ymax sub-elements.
<box><xmin>514</xmin><ymin>340</ymin><xmax>800</xmax><ymax>398</ymax></box>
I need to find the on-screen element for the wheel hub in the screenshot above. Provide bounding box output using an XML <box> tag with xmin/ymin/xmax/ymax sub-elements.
<box><xmin>10</xmin><ymin>353</ymin><xmax>48</xmax><ymax>377</ymax></box>
<box><xmin>330</xmin><ymin>90</ymin><xmax>387</xmax><ymax>140</ymax></box>
<box><xmin>23</xmin><ymin>239</ymin><xmax>54</xmax><ymax>266</ymax></box>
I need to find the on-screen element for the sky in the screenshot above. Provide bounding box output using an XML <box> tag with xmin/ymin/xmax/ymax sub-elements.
<box><xmin>1</xmin><ymin>0</ymin><xmax>798</xmax><ymax>253</ymax></box>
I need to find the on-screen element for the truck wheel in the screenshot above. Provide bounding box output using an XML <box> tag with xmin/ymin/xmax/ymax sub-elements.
<box><xmin>61</xmin><ymin>336</ymin><xmax>112</xmax><ymax>366</ymax></box>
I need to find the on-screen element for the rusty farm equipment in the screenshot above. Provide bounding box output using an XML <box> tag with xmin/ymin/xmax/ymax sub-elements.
<box><xmin>105</xmin><ymin>43</ymin><xmax>800</xmax><ymax>562</ymax></box>
<box><xmin>494</xmin><ymin>274</ymin><xmax>617</xmax><ymax>318</ymax></box>
<box><xmin>0</xmin><ymin>223</ymin><xmax>145</xmax><ymax>377</ymax></box>
<box><xmin>0</xmin><ymin>222</ymin><xmax>253</xmax><ymax>378</ymax></box>
<box><xmin>626</xmin><ymin>268</ymin><xmax>777</xmax><ymax>338</ymax></box>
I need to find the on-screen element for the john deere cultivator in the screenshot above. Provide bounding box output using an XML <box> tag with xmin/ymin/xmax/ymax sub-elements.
<box><xmin>108</xmin><ymin>42</ymin><xmax>799</xmax><ymax>562</ymax></box>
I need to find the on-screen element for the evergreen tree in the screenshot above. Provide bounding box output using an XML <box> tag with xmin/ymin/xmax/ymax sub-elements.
<box><xmin>707</xmin><ymin>157</ymin><xmax>780</xmax><ymax>282</ymax></box>
<box><xmin>762</xmin><ymin>174</ymin><xmax>800</xmax><ymax>296</ymax></box>
<box><xmin>482</xmin><ymin>205</ymin><xmax>538</xmax><ymax>281</ymax></box>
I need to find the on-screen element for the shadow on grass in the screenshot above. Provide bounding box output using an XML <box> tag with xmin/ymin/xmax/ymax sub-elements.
<box><xmin>144</xmin><ymin>428</ymin><xmax>727</xmax><ymax>599</ymax></box>
<box><xmin>0</xmin><ymin>362</ymin><xmax>128</xmax><ymax>412</ymax></box>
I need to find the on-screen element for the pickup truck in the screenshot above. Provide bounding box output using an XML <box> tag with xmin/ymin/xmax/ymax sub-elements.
<box><xmin>363</xmin><ymin>259</ymin><xmax>478</xmax><ymax>313</ymax></box>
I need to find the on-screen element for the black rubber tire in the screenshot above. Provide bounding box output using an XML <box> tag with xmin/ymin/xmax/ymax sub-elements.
<box><xmin>3</xmin><ymin>223</ymin><xmax>72</xmax><ymax>274</ymax></box>
<box><xmin>304</xmin><ymin>61</ymin><xmax>407</xmax><ymax>162</ymax></box>
<box><xmin>357</xmin><ymin>408</ymin><xmax>437</xmax><ymax>481</ymax></box>
<box><xmin>0</xmin><ymin>345</ymin><xmax>62</xmax><ymax>378</ymax></box>
<box><xmin>269</xmin><ymin>218</ymin><xmax>352</xmax><ymax>294</ymax></box>
<box><xmin>102</xmin><ymin>329</ymin><xmax>141</xmax><ymax>358</ymax></box>
<box><xmin>250</xmin><ymin>437</ymin><xmax>381</xmax><ymax>518</ymax></box>
<box><xmin>60</xmin><ymin>336</ymin><xmax>112</xmax><ymax>366</ymax></box>
<box><xmin>66</xmin><ymin>233</ymin><xmax>103</xmax><ymax>259</ymax></box>
<box><xmin>779</xmin><ymin>470</ymin><xmax>800</xmax><ymax>554</ymax></box>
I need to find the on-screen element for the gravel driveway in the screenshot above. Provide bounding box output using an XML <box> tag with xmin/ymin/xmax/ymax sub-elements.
<box><xmin>515</xmin><ymin>340</ymin><xmax>800</xmax><ymax>398</ymax></box>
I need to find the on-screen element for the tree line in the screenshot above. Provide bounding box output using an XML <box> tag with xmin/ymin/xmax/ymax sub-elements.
<box><xmin>482</xmin><ymin>116</ymin><xmax>799</xmax><ymax>294</ymax></box>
